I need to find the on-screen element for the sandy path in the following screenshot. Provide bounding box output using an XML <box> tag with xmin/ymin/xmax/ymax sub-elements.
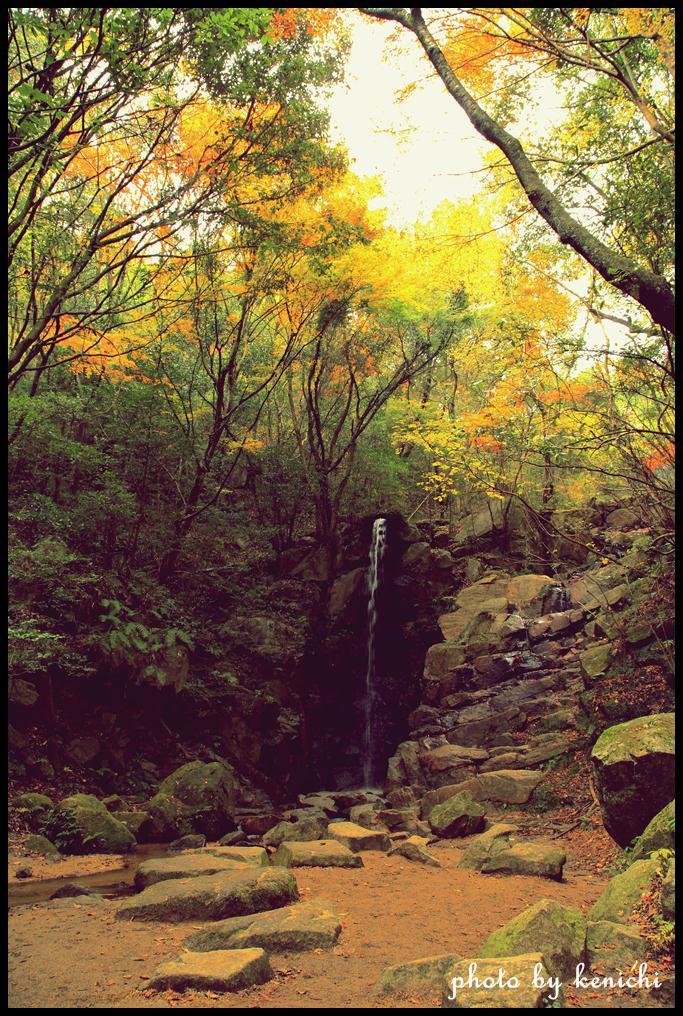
<box><xmin>9</xmin><ymin>840</ymin><xmax>618</xmax><ymax>1009</ymax></box>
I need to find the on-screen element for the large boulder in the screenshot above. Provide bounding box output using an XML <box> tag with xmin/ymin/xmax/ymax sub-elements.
<box><xmin>49</xmin><ymin>794</ymin><xmax>136</xmax><ymax>853</ymax></box>
<box><xmin>591</xmin><ymin>713</ymin><xmax>675</xmax><ymax>847</ymax></box>
<box><xmin>148</xmin><ymin>948</ymin><xmax>272</xmax><ymax>992</ymax></box>
<box><xmin>588</xmin><ymin>857</ymin><xmax>661</xmax><ymax>924</ymax></box>
<box><xmin>116</xmin><ymin>866</ymin><xmax>298</xmax><ymax>922</ymax></box>
<box><xmin>428</xmin><ymin>792</ymin><xmax>486</xmax><ymax>838</ymax></box>
<box><xmin>157</xmin><ymin>761</ymin><xmax>237</xmax><ymax>840</ymax></box>
<box><xmin>480</xmin><ymin>842</ymin><xmax>566</xmax><ymax>881</ymax></box>
<box><xmin>183</xmin><ymin>900</ymin><xmax>341</xmax><ymax>953</ymax></box>
<box><xmin>479</xmin><ymin>899</ymin><xmax>586</xmax><ymax>980</ymax></box>
<box><xmin>442</xmin><ymin>954</ymin><xmax>562</xmax><ymax>1008</ymax></box>
<box><xmin>630</xmin><ymin>800</ymin><xmax>675</xmax><ymax>861</ymax></box>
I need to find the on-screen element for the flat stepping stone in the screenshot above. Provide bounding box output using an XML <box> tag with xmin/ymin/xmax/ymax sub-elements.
<box><xmin>480</xmin><ymin>841</ymin><xmax>566</xmax><ymax>880</ymax></box>
<box><xmin>184</xmin><ymin>899</ymin><xmax>341</xmax><ymax>953</ymax></box>
<box><xmin>328</xmin><ymin>821</ymin><xmax>391</xmax><ymax>852</ymax></box>
<box><xmin>372</xmin><ymin>953</ymin><xmax>461</xmax><ymax>996</ymax></box>
<box><xmin>271</xmin><ymin>839</ymin><xmax>363</xmax><ymax>868</ymax></box>
<box><xmin>148</xmin><ymin>948</ymin><xmax>272</xmax><ymax>992</ymax></box>
<box><xmin>116</xmin><ymin>865</ymin><xmax>298</xmax><ymax>922</ymax></box>
<box><xmin>188</xmin><ymin>845</ymin><xmax>269</xmax><ymax>867</ymax></box>
<box><xmin>134</xmin><ymin>854</ymin><xmax>251</xmax><ymax>889</ymax></box>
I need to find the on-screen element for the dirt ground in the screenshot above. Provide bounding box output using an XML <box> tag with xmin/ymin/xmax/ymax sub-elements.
<box><xmin>9</xmin><ymin>829</ymin><xmax>665</xmax><ymax>1010</ymax></box>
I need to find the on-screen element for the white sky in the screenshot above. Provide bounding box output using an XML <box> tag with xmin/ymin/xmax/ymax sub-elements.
<box><xmin>324</xmin><ymin>11</ymin><xmax>630</xmax><ymax>355</ymax></box>
<box><xmin>326</xmin><ymin>13</ymin><xmax>490</xmax><ymax>226</ymax></box>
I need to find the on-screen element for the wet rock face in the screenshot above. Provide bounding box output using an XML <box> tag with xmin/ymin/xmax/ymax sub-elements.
<box><xmin>299</xmin><ymin>513</ymin><xmax>446</xmax><ymax>791</ymax></box>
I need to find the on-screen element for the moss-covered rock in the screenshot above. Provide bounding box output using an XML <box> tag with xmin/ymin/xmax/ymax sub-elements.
<box><xmin>50</xmin><ymin>794</ymin><xmax>136</xmax><ymax>853</ymax></box>
<box><xmin>372</xmin><ymin>953</ymin><xmax>461</xmax><ymax>997</ymax></box>
<box><xmin>580</xmin><ymin>644</ymin><xmax>613</xmax><ymax>682</ymax></box>
<box><xmin>139</xmin><ymin>793</ymin><xmax>189</xmax><ymax>842</ymax></box>
<box><xmin>183</xmin><ymin>900</ymin><xmax>341</xmax><ymax>953</ymax></box>
<box><xmin>428</xmin><ymin>792</ymin><xmax>486</xmax><ymax>838</ymax></box>
<box><xmin>591</xmin><ymin>713</ymin><xmax>675</xmax><ymax>847</ymax></box>
<box><xmin>23</xmin><ymin>833</ymin><xmax>60</xmax><ymax>859</ymax></box>
<box><xmin>157</xmin><ymin>761</ymin><xmax>237</xmax><ymax>840</ymax></box>
<box><xmin>631</xmin><ymin>800</ymin><xmax>675</xmax><ymax>860</ymax></box>
<box><xmin>148</xmin><ymin>948</ymin><xmax>273</xmax><ymax>992</ymax></box>
<box><xmin>588</xmin><ymin>857</ymin><xmax>661</xmax><ymax>924</ymax></box>
<box><xmin>586</xmin><ymin>921</ymin><xmax>646</xmax><ymax>976</ymax></box>
<box><xmin>458</xmin><ymin>823</ymin><xmax>516</xmax><ymax>871</ymax></box>
<box><xmin>116</xmin><ymin>866</ymin><xmax>298</xmax><ymax>922</ymax></box>
<box><xmin>479</xmin><ymin>898</ymin><xmax>586</xmax><ymax>979</ymax></box>
<box><xmin>442</xmin><ymin>954</ymin><xmax>562</xmax><ymax>1008</ymax></box>
<box><xmin>480</xmin><ymin>842</ymin><xmax>566</xmax><ymax>881</ymax></box>
<box><xmin>660</xmin><ymin>857</ymin><xmax>675</xmax><ymax>920</ymax></box>
<box><xmin>263</xmin><ymin>817</ymin><xmax>329</xmax><ymax>848</ymax></box>
<box><xmin>14</xmin><ymin>792</ymin><xmax>54</xmax><ymax>832</ymax></box>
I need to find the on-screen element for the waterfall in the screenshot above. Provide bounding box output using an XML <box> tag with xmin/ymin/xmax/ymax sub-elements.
<box><xmin>363</xmin><ymin>517</ymin><xmax>387</xmax><ymax>787</ymax></box>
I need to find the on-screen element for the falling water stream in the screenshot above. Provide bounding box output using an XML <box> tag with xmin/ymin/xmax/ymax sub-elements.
<box><xmin>363</xmin><ymin>517</ymin><xmax>387</xmax><ymax>787</ymax></box>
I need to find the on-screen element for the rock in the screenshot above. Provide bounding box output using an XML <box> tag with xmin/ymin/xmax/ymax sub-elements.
<box><xmin>402</xmin><ymin>541</ymin><xmax>432</xmax><ymax>571</ymax></box>
<box><xmin>631</xmin><ymin>800</ymin><xmax>675</xmax><ymax>860</ymax></box>
<box><xmin>65</xmin><ymin>737</ymin><xmax>101</xmax><ymax>766</ymax></box>
<box><xmin>506</xmin><ymin>575</ymin><xmax>555</xmax><ymax>616</ymax></box>
<box><xmin>219</xmin><ymin>829</ymin><xmax>247</xmax><ymax>845</ymax></box>
<box><xmin>585</xmin><ymin>921</ymin><xmax>646</xmax><ymax>976</ymax></box>
<box><xmin>153</xmin><ymin>645</ymin><xmax>189</xmax><ymax>692</ymax></box>
<box><xmin>42</xmin><ymin>894</ymin><xmax>107</xmax><ymax>909</ymax></box>
<box><xmin>474</xmin><ymin>770</ymin><xmax>544</xmax><ymax>805</ymax></box>
<box><xmin>442</xmin><ymin>954</ymin><xmax>562</xmax><ymax>1008</ymax></box>
<box><xmin>158</xmin><ymin>761</ymin><xmax>237</xmax><ymax>839</ymax></box>
<box><xmin>328</xmin><ymin>821</ymin><xmax>391</xmax><ymax>852</ymax></box>
<box><xmin>580</xmin><ymin>643</ymin><xmax>613</xmax><ymax>682</ymax></box>
<box><xmin>184</xmin><ymin>900</ymin><xmax>341</xmax><ymax>953</ymax></box>
<box><xmin>372</xmin><ymin>953</ymin><xmax>460</xmax><ymax>997</ymax></box>
<box><xmin>348</xmin><ymin>804</ymin><xmax>381</xmax><ymax>829</ymax></box>
<box><xmin>588</xmin><ymin>857</ymin><xmax>661</xmax><ymax>924</ymax></box>
<box><xmin>15</xmin><ymin>866</ymin><xmax>33</xmax><ymax>879</ymax></box>
<box><xmin>134</xmin><ymin>854</ymin><xmax>252</xmax><ymax>889</ymax></box>
<box><xmin>329</xmin><ymin>567</ymin><xmax>366</xmax><ymax>619</ymax></box>
<box><xmin>195</xmin><ymin>845</ymin><xmax>269</xmax><ymax>867</ymax></box>
<box><xmin>116</xmin><ymin>866</ymin><xmax>298</xmax><ymax>922</ymax></box>
<box><xmin>388</xmin><ymin>837</ymin><xmax>441</xmax><ymax>867</ymax></box>
<box><xmin>9</xmin><ymin>679</ymin><xmax>38</xmax><ymax>707</ymax></box>
<box><xmin>271</xmin><ymin>840</ymin><xmax>363</xmax><ymax>869</ymax></box>
<box><xmin>50</xmin><ymin>882</ymin><xmax>98</xmax><ymax>899</ymax></box>
<box><xmin>481</xmin><ymin>842</ymin><xmax>566</xmax><ymax>880</ymax></box>
<box><xmin>52</xmin><ymin>794</ymin><xmax>136</xmax><ymax>853</ymax></box>
<box><xmin>420</xmin><ymin>744</ymin><xmax>488</xmax><ymax>789</ymax></box>
<box><xmin>263</xmin><ymin>816</ymin><xmax>329</xmax><ymax>848</ymax></box>
<box><xmin>660</xmin><ymin>858</ymin><xmax>675</xmax><ymax>920</ymax></box>
<box><xmin>300</xmin><ymin>794</ymin><xmax>339</xmax><ymax>817</ymax></box>
<box><xmin>459</xmin><ymin>824</ymin><xmax>516</xmax><ymax>871</ymax></box>
<box><xmin>117</xmin><ymin>811</ymin><xmax>152</xmax><ymax>840</ymax></box>
<box><xmin>606</xmin><ymin>507</ymin><xmax>639</xmax><ymax>529</ymax></box>
<box><xmin>140</xmin><ymin>793</ymin><xmax>186</xmax><ymax>842</ymax></box>
<box><xmin>239</xmin><ymin>813</ymin><xmax>282</xmax><ymax>836</ymax></box>
<box><xmin>591</xmin><ymin>713</ymin><xmax>675</xmax><ymax>846</ymax></box>
<box><xmin>23</xmin><ymin>834</ymin><xmax>60</xmax><ymax>859</ymax></box>
<box><xmin>148</xmin><ymin>948</ymin><xmax>273</xmax><ymax>993</ymax></box>
<box><xmin>102</xmin><ymin>795</ymin><xmax>125</xmax><ymax>813</ymax></box>
<box><xmin>428</xmin><ymin>792</ymin><xmax>486</xmax><ymax>838</ymax></box>
<box><xmin>14</xmin><ymin>792</ymin><xmax>53</xmax><ymax>832</ymax></box>
<box><xmin>479</xmin><ymin>898</ymin><xmax>586</xmax><ymax>979</ymax></box>
<box><xmin>168</xmin><ymin>833</ymin><xmax>206</xmax><ymax>851</ymax></box>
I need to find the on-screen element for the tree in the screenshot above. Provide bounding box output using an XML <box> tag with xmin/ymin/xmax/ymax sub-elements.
<box><xmin>358</xmin><ymin>8</ymin><xmax>675</xmax><ymax>333</ymax></box>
